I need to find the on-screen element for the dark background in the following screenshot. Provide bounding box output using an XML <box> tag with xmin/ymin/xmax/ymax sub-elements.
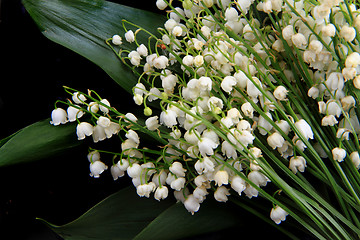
<box><xmin>0</xmin><ymin>1</ymin><xmax>307</xmax><ymax>239</ymax></box>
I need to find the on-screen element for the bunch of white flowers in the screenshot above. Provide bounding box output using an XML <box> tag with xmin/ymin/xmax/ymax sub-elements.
<box><xmin>52</xmin><ymin>0</ymin><xmax>360</xmax><ymax>238</ymax></box>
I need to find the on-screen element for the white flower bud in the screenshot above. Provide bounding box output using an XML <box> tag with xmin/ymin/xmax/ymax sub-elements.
<box><xmin>87</xmin><ymin>102</ymin><xmax>99</xmax><ymax>113</ymax></box>
<box><xmin>50</xmin><ymin>108</ymin><xmax>68</xmax><ymax>125</ymax></box>
<box><xmin>125</xmin><ymin>30</ymin><xmax>135</xmax><ymax>43</ymax></box>
<box><xmin>76</xmin><ymin>122</ymin><xmax>94</xmax><ymax>140</ymax></box>
<box><xmin>156</xmin><ymin>0</ymin><xmax>167</xmax><ymax>10</ymax></box>
<box><xmin>125</xmin><ymin>129</ymin><xmax>140</xmax><ymax>144</ymax></box>
<box><xmin>350</xmin><ymin>152</ymin><xmax>360</xmax><ymax>169</ymax></box>
<box><xmin>201</xmin><ymin>25</ymin><xmax>211</xmax><ymax>38</ymax></box>
<box><xmin>270</xmin><ymin>205</ymin><xmax>288</xmax><ymax>224</ymax></box>
<box><xmin>99</xmin><ymin>99</ymin><xmax>111</xmax><ymax>114</ymax></box>
<box><xmin>87</xmin><ymin>151</ymin><xmax>100</xmax><ymax>162</ymax></box>
<box><xmin>332</xmin><ymin>147</ymin><xmax>346</xmax><ymax>162</ymax></box>
<box><xmin>89</xmin><ymin>161</ymin><xmax>108</xmax><ymax>178</ymax></box>
<box><xmin>72</xmin><ymin>92</ymin><xmax>86</xmax><ymax>104</ymax></box>
<box><xmin>112</xmin><ymin>35</ymin><xmax>122</xmax><ymax>45</ymax></box>
<box><xmin>289</xmin><ymin>156</ymin><xmax>306</xmax><ymax>174</ymax></box>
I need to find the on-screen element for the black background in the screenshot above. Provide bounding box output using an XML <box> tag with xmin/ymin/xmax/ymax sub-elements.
<box><xmin>0</xmin><ymin>1</ymin><xmax>306</xmax><ymax>239</ymax></box>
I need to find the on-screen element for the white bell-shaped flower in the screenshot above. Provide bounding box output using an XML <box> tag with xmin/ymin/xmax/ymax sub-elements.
<box><xmin>198</xmin><ymin>137</ymin><xmax>218</xmax><ymax>156</ymax></box>
<box><xmin>127</xmin><ymin>163</ymin><xmax>143</xmax><ymax>178</ymax></box>
<box><xmin>111</xmin><ymin>164</ymin><xmax>125</xmax><ymax>180</ymax></box>
<box><xmin>332</xmin><ymin>147</ymin><xmax>347</xmax><ymax>162</ymax></box>
<box><xmin>214</xmin><ymin>186</ymin><xmax>230</xmax><ymax>202</ymax></box>
<box><xmin>112</xmin><ymin>35</ymin><xmax>122</xmax><ymax>45</ymax></box>
<box><xmin>169</xmin><ymin>161</ymin><xmax>187</xmax><ymax>177</ymax></box>
<box><xmin>125</xmin><ymin>30</ymin><xmax>135</xmax><ymax>43</ymax></box>
<box><xmin>289</xmin><ymin>156</ymin><xmax>307</xmax><ymax>174</ymax></box>
<box><xmin>76</xmin><ymin>122</ymin><xmax>94</xmax><ymax>140</ymax></box>
<box><xmin>89</xmin><ymin>161</ymin><xmax>108</xmax><ymax>178</ymax></box>
<box><xmin>248</xmin><ymin>170</ymin><xmax>270</xmax><ymax>187</ymax></box>
<box><xmin>184</xmin><ymin>194</ymin><xmax>200</xmax><ymax>215</ymax></box>
<box><xmin>294</xmin><ymin>119</ymin><xmax>313</xmax><ymax>140</ymax></box>
<box><xmin>87</xmin><ymin>150</ymin><xmax>100</xmax><ymax>162</ymax></box>
<box><xmin>99</xmin><ymin>99</ymin><xmax>111</xmax><ymax>114</ymax></box>
<box><xmin>270</xmin><ymin>205</ymin><xmax>288</xmax><ymax>224</ymax></box>
<box><xmin>67</xmin><ymin>105</ymin><xmax>84</xmax><ymax>122</ymax></box>
<box><xmin>50</xmin><ymin>108</ymin><xmax>68</xmax><ymax>126</ymax></box>
<box><xmin>267</xmin><ymin>132</ymin><xmax>285</xmax><ymax>149</ymax></box>
<box><xmin>72</xmin><ymin>92</ymin><xmax>86</xmax><ymax>104</ymax></box>
<box><xmin>137</xmin><ymin>183</ymin><xmax>155</xmax><ymax>198</ymax></box>
<box><xmin>170</xmin><ymin>177</ymin><xmax>186</xmax><ymax>191</ymax></box>
<box><xmin>214</xmin><ymin>169</ymin><xmax>229</xmax><ymax>186</ymax></box>
<box><xmin>92</xmin><ymin>125</ymin><xmax>106</xmax><ymax>143</ymax></box>
<box><xmin>230</xmin><ymin>175</ymin><xmax>246</xmax><ymax>195</ymax></box>
<box><xmin>350</xmin><ymin>152</ymin><xmax>360</xmax><ymax>169</ymax></box>
<box><xmin>154</xmin><ymin>186</ymin><xmax>169</xmax><ymax>201</ymax></box>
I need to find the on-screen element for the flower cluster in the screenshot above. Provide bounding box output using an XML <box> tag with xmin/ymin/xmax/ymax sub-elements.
<box><xmin>51</xmin><ymin>0</ymin><xmax>360</xmax><ymax>236</ymax></box>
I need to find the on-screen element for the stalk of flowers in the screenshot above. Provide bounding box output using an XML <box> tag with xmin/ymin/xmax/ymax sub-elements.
<box><xmin>50</xmin><ymin>0</ymin><xmax>360</xmax><ymax>239</ymax></box>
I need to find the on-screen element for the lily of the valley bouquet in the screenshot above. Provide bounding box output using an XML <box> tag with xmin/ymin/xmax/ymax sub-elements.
<box><xmin>5</xmin><ymin>0</ymin><xmax>360</xmax><ymax>239</ymax></box>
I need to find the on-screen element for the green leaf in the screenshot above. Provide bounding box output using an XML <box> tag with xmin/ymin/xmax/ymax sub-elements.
<box><xmin>134</xmin><ymin>198</ymin><xmax>240</xmax><ymax>240</ymax></box>
<box><xmin>22</xmin><ymin>0</ymin><xmax>166</xmax><ymax>93</ymax></box>
<box><xmin>40</xmin><ymin>187</ymin><xmax>240</xmax><ymax>240</ymax></box>
<box><xmin>0</xmin><ymin>119</ymin><xmax>80</xmax><ymax>167</ymax></box>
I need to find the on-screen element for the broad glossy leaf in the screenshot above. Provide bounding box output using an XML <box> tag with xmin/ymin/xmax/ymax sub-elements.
<box><xmin>22</xmin><ymin>0</ymin><xmax>166</xmax><ymax>93</ymax></box>
<box><xmin>134</xmin><ymin>198</ymin><xmax>240</xmax><ymax>240</ymax></box>
<box><xmin>0</xmin><ymin>119</ymin><xmax>79</xmax><ymax>167</ymax></box>
<box><xmin>41</xmin><ymin>187</ymin><xmax>240</xmax><ymax>240</ymax></box>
